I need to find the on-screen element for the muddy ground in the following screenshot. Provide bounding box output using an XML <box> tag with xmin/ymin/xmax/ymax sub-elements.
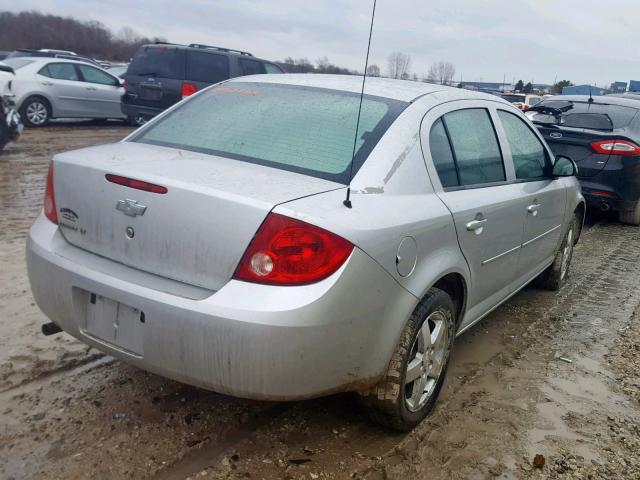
<box><xmin>1</xmin><ymin>125</ymin><xmax>639</xmax><ymax>480</ymax></box>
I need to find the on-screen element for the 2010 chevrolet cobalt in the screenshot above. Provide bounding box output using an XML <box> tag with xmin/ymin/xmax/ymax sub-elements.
<box><xmin>27</xmin><ymin>74</ymin><xmax>585</xmax><ymax>430</ymax></box>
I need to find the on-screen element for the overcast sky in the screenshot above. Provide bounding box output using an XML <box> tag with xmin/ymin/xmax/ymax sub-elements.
<box><xmin>6</xmin><ymin>0</ymin><xmax>640</xmax><ymax>86</ymax></box>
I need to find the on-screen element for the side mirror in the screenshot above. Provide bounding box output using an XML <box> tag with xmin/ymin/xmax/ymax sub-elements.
<box><xmin>118</xmin><ymin>77</ymin><xmax>125</xmax><ymax>87</ymax></box>
<box><xmin>552</xmin><ymin>155</ymin><xmax>578</xmax><ymax>177</ymax></box>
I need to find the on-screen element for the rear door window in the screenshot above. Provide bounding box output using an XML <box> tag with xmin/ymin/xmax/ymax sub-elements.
<box><xmin>498</xmin><ymin>110</ymin><xmax>549</xmax><ymax>179</ymax></box>
<box><xmin>128</xmin><ymin>46</ymin><xmax>184</xmax><ymax>79</ymax></box>
<box><xmin>78</xmin><ymin>65</ymin><xmax>117</xmax><ymax>85</ymax></box>
<box><xmin>443</xmin><ymin>109</ymin><xmax>505</xmax><ymax>186</ymax></box>
<box><xmin>42</xmin><ymin>63</ymin><xmax>79</xmax><ymax>81</ymax></box>
<box><xmin>429</xmin><ymin>119</ymin><xmax>458</xmax><ymax>188</ymax></box>
<box><xmin>186</xmin><ymin>51</ymin><xmax>229</xmax><ymax>83</ymax></box>
<box><xmin>239</xmin><ymin>58</ymin><xmax>267</xmax><ymax>76</ymax></box>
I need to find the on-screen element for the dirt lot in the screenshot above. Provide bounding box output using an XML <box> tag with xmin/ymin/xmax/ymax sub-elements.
<box><xmin>1</xmin><ymin>125</ymin><xmax>639</xmax><ymax>480</ymax></box>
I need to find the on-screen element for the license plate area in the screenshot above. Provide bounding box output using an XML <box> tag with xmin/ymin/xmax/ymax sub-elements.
<box><xmin>82</xmin><ymin>291</ymin><xmax>145</xmax><ymax>356</ymax></box>
<box><xmin>139</xmin><ymin>85</ymin><xmax>162</xmax><ymax>101</ymax></box>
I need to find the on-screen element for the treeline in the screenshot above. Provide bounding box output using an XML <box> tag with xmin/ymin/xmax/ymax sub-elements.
<box><xmin>0</xmin><ymin>11</ymin><xmax>164</xmax><ymax>61</ymax></box>
<box><xmin>278</xmin><ymin>56</ymin><xmax>357</xmax><ymax>75</ymax></box>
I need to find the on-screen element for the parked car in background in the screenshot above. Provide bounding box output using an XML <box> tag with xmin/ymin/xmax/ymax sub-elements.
<box><xmin>528</xmin><ymin>95</ymin><xmax>640</xmax><ymax>224</ymax></box>
<box><xmin>28</xmin><ymin>75</ymin><xmax>584</xmax><ymax>431</ymax></box>
<box><xmin>3</xmin><ymin>57</ymin><xmax>125</xmax><ymax>127</ymax></box>
<box><xmin>6</xmin><ymin>48</ymin><xmax>102</xmax><ymax>67</ymax></box>
<box><xmin>0</xmin><ymin>62</ymin><xmax>23</xmax><ymax>152</ymax></box>
<box><xmin>121</xmin><ymin>42</ymin><xmax>284</xmax><ymax>126</ymax></box>
<box><xmin>501</xmin><ymin>93</ymin><xmax>543</xmax><ymax>111</ymax></box>
<box><xmin>105</xmin><ymin>64</ymin><xmax>128</xmax><ymax>78</ymax></box>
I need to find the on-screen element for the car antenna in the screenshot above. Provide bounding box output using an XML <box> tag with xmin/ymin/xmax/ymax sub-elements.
<box><xmin>343</xmin><ymin>0</ymin><xmax>377</xmax><ymax>209</ymax></box>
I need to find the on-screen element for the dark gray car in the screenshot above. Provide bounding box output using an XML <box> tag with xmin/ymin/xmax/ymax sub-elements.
<box><xmin>121</xmin><ymin>42</ymin><xmax>284</xmax><ymax>126</ymax></box>
<box><xmin>529</xmin><ymin>95</ymin><xmax>640</xmax><ymax>224</ymax></box>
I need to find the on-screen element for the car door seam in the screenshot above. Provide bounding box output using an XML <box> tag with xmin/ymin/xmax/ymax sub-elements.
<box><xmin>481</xmin><ymin>245</ymin><xmax>521</xmax><ymax>266</ymax></box>
<box><xmin>521</xmin><ymin>224</ymin><xmax>561</xmax><ymax>248</ymax></box>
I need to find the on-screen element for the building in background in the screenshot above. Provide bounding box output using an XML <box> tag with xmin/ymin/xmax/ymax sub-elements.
<box><xmin>532</xmin><ymin>84</ymin><xmax>552</xmax><ymax>94</ymax></box>
<box><xmin>561</xmin><ymin>84</ymin><xmax>608</xmax><ymax>96</ymax></box>
<box><xmin>629</xmin><ymin>80</ymin><xmax>640</xmax><ymax>93</ymax></box>
<box><xmin>610</xmin><ymin>81</ymin><xmax>628</xmax><ymax>94</ymax></box>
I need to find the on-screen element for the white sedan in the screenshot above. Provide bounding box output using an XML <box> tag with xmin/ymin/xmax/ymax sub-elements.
<box><xmin>3</xmin><ymin>57</ymin><xmax>125</xmax><ymax>127</ymax></box>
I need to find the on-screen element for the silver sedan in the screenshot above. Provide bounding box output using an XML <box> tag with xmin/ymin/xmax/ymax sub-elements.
<box><xmin>27</xmin><ymin>74</ymin><xmax>584</xmax><ymax>430</ymax></box>
<box><xmin>3</xmin><ymin>57</ymin><xmax>125</xmax><ymax>127</ymax></box>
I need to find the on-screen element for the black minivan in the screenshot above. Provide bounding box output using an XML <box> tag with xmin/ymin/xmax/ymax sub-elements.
<box><xmin>121</xmin><ymin>43</ymin><xmax>284</xmax><ymax>125</ymax></box>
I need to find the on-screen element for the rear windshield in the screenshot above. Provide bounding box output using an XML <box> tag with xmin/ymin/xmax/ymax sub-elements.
<box><xmin>128</xmin><ymin>46</ymin><xmax>184</xmax><ymax>79</ymax></box>
<box><xmin>502</xmin><ymin>94</ymin><xmax>525</xmax><ymax>103</ymax></box>
<box><xmin>3</xmin><ymin>58</ymin><xmax>34</xmax><ymax>70</ymax></box>
<box><xmin>530</xmin><ymin>100</ymin><xmax>639</xmax><ymax>130</ymax></box>
<box><xmin>131</xmin><ymin>82</ymin><xmax>407</xmax><ymax>183</ymax></box>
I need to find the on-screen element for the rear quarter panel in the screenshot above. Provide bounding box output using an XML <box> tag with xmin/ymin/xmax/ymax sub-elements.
<box><xmin>276</xmin><ymin>99</ymin><xmax>471</xmax><ymax>333</ymax></box>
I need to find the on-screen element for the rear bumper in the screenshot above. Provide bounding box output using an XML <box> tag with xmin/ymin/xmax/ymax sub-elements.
<box><xmin>120</xmin><ymin>96</ymin><xmax>163</xmax><ymax>119</ymax></box>
<box><xmin>581</xmin><ymin>182</ymin><xmax>639</xmax><ymax>212</ymax></box>
<box><xmin>579</xmin><ymin>158</ymin><xmax>640</xmax><ymax>212</ymax></box>
<box><xmin>27</xmin><ymin>214</ymin><xmax>417</xmax><ymax>400</ymax></box>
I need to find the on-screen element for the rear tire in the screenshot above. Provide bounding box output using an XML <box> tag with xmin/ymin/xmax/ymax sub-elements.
<box><xmin>536</xmin><ymin>215</ymin><xmax>578</xmax><ymax>291</ymax></box>
<box><xmin>619</xmin><ymin>201</ymin><xmax>640</xmax><ymax>226</ymax></box>
<box><xmin>20</xmin><ymin>96</ymin><xmax>51</xmax><ymax>127</ymax></box>
<box><xmin>359</xmin><ymin>288</ymin><xmax>456</xmax><ymax>431</ymax></box>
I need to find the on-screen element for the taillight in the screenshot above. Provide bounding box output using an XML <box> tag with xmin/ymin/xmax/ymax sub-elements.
<box><xmin>105</xmin><ymin>174</ymin><xmax>168</xmax><ymax>194</ymax></box>
<box><xmin>44</xmin><ymin>162</ymin><xmax>58</xmax><ymax>224</ymax></box>
<box><xmin>591</xmin><ymin>140</ymin><xmax>640</xmax><ymax>156</ymax></box>
<box><xmin>122</xmin><ymin>77</ymin><xmax>128</xmax><ymax>92</ymax></box>
<box><xmin>181</xmin><ymin>82</ymin><xmax>197</xmax><ymax>98</ymax></box>
<box><xmin>233</xmin><ymin>213</ymin><xmax>354</xmax><ymax>286</ymax></box>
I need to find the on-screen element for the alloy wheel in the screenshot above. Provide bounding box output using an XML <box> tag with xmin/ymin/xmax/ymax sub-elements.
<box><xmin>26</xmin><ymin>102</ymin><xmax>48</xmax><ymax>126</ymax></box>
<box><xmin>404</xmin><ymin>310</ymin><xmax>450</xmax><ymax>412</ymax></box>
<box><xmin>560</xmin><ymin>227</ymin><xmax>574</xmax><ymax>281</ymax></box>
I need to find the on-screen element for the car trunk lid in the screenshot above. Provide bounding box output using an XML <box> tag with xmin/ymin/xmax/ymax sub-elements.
<box><xmin>52</xmin><ymin>142</ymin><xmax>343</xmax><ymax>291</ymax></box>
<box><xmin>537</xmin><ymin>126</ymin><xmax>614</xmax><ymax>178</ymax></box>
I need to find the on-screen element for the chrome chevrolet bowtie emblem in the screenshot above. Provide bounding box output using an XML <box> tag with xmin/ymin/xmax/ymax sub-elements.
<box><xmin>116</xmin><ymin>199</ymin><xmax>147</xmax><ymax>217</ymax></box>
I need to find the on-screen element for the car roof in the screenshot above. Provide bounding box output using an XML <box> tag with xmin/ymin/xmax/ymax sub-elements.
<box><xmin>142</xmin><ymin>42</ymin><xmax>257</xmax><ymax>58</ymax></box>
<box><xmin>548</xmin><ymin>95</ymin><xmax>640</xmax><ymax>109</ymax></box>
<box><xmin>227</xmin><ymin>73</ymin><xmax>510</xmax><ymax>103</ymax></box>
<box><xmin>16</xmin><ymin>57</ymin><xmax>105</xmax><ymax>68</ymax></box>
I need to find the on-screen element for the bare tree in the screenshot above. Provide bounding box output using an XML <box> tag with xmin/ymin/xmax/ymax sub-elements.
<box><xmin>118</xmin><ymin>26</ymin><xmax>140</xmax><ymax>44</ymax></box>
<box><xmin>366</xmin><ymin>64</ymin><xmax>381</xmax><ymax>77</ymax></box>
<box><xmin>387</xmin><ymin>52</ymin><xmax>411</xmax><ymax>79</ymax></box>
<box><xmin>426</xmin><ymin>61</ymin><xmax>456</xmax><ymax>86</ymax></box>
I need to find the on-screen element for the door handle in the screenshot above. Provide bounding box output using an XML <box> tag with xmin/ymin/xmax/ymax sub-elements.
<box><xmin>86</xmin><ymin>86</ymin><xmax>97</xmax><ymax>91</ymax></box>
<box><xmin>41</xmin><ymin>82</ymin><xmax>53</xmax><ymax>86</ymax></box>
<box><xmin>527</xmin><ymin>203</ymin><xmax>541</xmax><ymax>214</ymax></box>
<box><xmin>466</xmin><ymin>219</ymin><xmax>487</xmax><ymax>231</ymax></box>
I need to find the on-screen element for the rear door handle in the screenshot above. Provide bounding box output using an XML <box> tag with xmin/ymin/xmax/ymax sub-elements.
<box><xmin>86</xmin><ymin>86</ymin><xmax>97</xmax><ymax>91</ymax></box>
<box><xmin>527</xmin><ymin>203</ymin><xmax>541</xmax><ymax>214</ymax></box>
<box><xmin>41</xmin><ymin>81</ymin><xmax>53</xmax><ymax>86</ymax></box>
<box><xmin>466</xmin><ymin>219</ymin><xmax>487</xmax><ymax>231</ymax></box>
